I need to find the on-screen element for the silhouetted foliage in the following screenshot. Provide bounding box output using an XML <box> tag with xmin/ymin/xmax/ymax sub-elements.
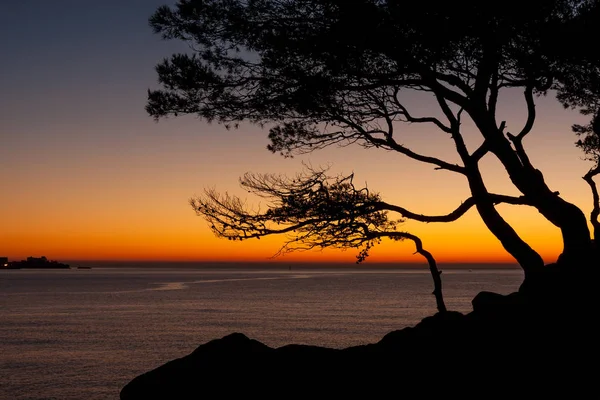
<box><xmin>148</xmin><ymin>0</ymin><xmax>600</xmax><ymax>291</ymax></box>
<box><xmin>192</xmin><ymin>165</ymin><xmax>454</xmax><ymax>311</ymax></box>
<box><xmin>194</xmin><ymin>168</ymin><xmax>397</xmax><ymax>255</ymax></box>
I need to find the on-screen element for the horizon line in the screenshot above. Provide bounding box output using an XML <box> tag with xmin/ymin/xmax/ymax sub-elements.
<box><xmin>59</xmin><ymin>260</ymin><xmax>521</xmax><ymax>269</ymax></box>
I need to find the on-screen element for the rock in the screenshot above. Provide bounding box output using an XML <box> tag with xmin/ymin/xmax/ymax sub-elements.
<box><xmin>120</xmin><ymin>333</ymin><xmax>273</xmax><ymax>400</ymax></box>
<box><xmin>121</xmin><ymin>264</ymin><xmax>600</xmax><ymax>399</ymax></box>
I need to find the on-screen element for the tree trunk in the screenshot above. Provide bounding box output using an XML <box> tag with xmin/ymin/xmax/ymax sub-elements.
<box><xmin>465</xmin><ymin>165</ymin><xmax>545</xmax><ymax>278</ymax></box>
<box><xmin>470</xmin><ymin>109</ymin><xmax>594</xmax><ymax>266</ymax></box>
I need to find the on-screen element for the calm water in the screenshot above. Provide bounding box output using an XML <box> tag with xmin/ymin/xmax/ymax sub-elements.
<box><xmin>1</xmin><ymin>267</ymin><xmax>523</xmax><ymax>400</ymax></box>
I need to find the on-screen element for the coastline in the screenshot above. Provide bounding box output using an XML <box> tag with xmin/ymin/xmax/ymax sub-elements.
<box><xmin>119</xmin><ymin>260</ymin><xmax>599</xmax><ymax>399</ymax></box>
<box><xmin>61</xmin><ymin>260</ymin><xmax>521</xmax><ymax>270</ymax></box>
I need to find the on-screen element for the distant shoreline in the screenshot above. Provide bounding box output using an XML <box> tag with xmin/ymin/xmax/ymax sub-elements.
<box><xmin>57</xmin><ymin>261</ymin><xmax>521</xmax><ymax>270</ymax></box>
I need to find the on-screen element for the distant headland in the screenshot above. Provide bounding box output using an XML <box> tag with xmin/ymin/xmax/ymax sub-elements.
<box><xmin>1</xmin><ymin>256</ymin><xmax>70</xmax><ymax>269</ymax></box>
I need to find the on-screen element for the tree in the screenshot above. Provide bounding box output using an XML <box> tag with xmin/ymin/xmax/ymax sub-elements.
<box><xmin>576</xmin><ymin>112</ymin><xmax>600</xmax><ymax>244</ymax></box>
<box><xmin>147</xmin><ymin>0</ymin><xmax>600</xmax><ymax>291</ymax></box>
<box><xmin>193</xmin><ymin>166</ymin><xmax>448</xmax><ymax>311</ymax></box>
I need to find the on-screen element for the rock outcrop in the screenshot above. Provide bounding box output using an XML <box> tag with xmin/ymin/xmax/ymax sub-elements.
<box><xmin>121</xmin><ymin>263</ymin><xmax>599</xmax><ymax>399</ymax></box>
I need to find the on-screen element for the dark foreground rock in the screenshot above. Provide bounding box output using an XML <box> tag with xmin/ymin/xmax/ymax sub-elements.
<box><xmin>121</xmin><ymin>264</ymin><xmax>599</xmax><ymax>399</ymax></box>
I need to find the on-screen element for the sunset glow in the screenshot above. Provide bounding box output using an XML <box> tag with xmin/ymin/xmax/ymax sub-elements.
<box><xmin>1</xmin><ymin>1</ymin><xmax>594</xmax><ymax>266</ymax></box>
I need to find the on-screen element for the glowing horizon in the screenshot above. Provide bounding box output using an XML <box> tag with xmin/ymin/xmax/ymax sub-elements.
<box><xmin>1</xmin><ymin>1</ymin><xmax>595</xmax><ymax>266</ymax></box>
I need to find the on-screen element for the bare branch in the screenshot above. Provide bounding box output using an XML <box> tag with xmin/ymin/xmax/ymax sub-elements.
<box><xmin>470</xmin><ymin>119</ymin><xmax>499</xmax><ymax>163</ymax></box>
<box><xmin>375</xmin><ymin>193</ymin><xmax>533</xmax><ymax>223</ymax></box>
<box><xmin>368</xmin><ymin>231</ymin><xmax>445</xmax><ymax>313</ymax></box>
<box><xmin>423</xmin><ymin>74</ymin><xmax>469</xmax><ymax>109</ymax></box>
<box><xmin>434</xmin><ymin>71</ymin><xmax>473</xmax><ymax>97</ymax></box>
<box><xmin>431</xmin><ymin>89</ymin><xmax>472</xmax><ymax>164</ymax></box>
<box><xmin>516</xmin><ymin>86</ymin><xmax>536</xmax><ymax>139</ymax></box>
<box><xmin>488</xmin><ymin>69</ymin><xmax>499</xmax><ymax>119</ymax></box>
<box><xmin>507</xmin><ymin>86</ymin><xmax>536</xmax><ymax>169</ymax></box>
<box><xmin>583</xmin><ymin>166</ymin><xmax>600</xmax><ymax>240</ymax></box>
<box><xmin>390</xmin><ymin>89</ymin><xmax>453</xmax><ymax>133</ymax></box>
<box><xmin>331</xmin><ymin>115</ymin><xmax>466</xmax><ymax>174</ymax></box>
<box><xmin>474</xmin><ymin>63</ymin><xmax>492</xmax><ymax>103</ymax></box>
<box><xmin>471</xmin><ymin>142</ymin><xmax>489</xmax><ymax>163</ymax></box>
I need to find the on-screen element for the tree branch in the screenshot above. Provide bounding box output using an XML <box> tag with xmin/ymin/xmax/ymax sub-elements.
<box><xmin>471</xmin><ymin>121</ymin><xmax>507</xmax><ymax>163</ymax></box>
<box><xmin>516</xmin><ymin>85</ymin><xmax>536</xmax><ymax>139</ymax></box>
<box><xmin>471</xmin><ymin>142</ymin><xmax>489</xmax><ymax>163</ymax></box>
<box><xmin>374</xmin><ymin>193</ymin><xmax>533</xmax><ymax>223</ymax></box>
<box><xmin>192</xmin><ymin>166</ymin><xmax>450</xmax><ymax>312</ymax></box>
<box><xmin>507</xmin><ymin>85</ymin><xmax>536</xmax><ymax>169</ymax></box>
<box><xmin>473</xmin><ymin>39</ymin><xmax>498</xmax><ymax>104</ymax></box>
<box><xmin>583</xmin><ymin>165</ymin><xmax>600</xmax><ymax>241</ymax></box>
<box><xmin>332</xmin><ymin>114</ymin><xmax>466</xmax><ymax>174</ymax></box>
<box><xmin>423</xmin><ymin>74</ymin><xmax>469</xmax><ymax>109</ymax></box>
<box><xmin>392</xmin><ymin>93</ymin><xmax>453</xmax><ymax>134</ymax></box>
<box><xmin>434</xmin><ymin>71</ymin><xmax>473</xmax><ymax>98</ymax></box>
<box><xmin>368</xmin><ymin>231</ymin><xmax>446</xmax><ymax>313</ymax></box>
<box><xmin>488</xmin><ymin>69</ymin><xmax>499</xmax><ymax>119</ymax></box>
<box><xmin>430</xmin><ymin>88</ymin><xmax>472</xmax><ymax>165</ymax></box>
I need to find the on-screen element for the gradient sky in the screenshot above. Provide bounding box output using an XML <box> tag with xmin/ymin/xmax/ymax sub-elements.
<box><xmin>1</xmin><ymin>1</ymin><xmax>595</xmax><ymax>265</ymax></box>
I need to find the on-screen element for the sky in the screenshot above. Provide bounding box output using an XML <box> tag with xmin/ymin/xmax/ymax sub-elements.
<box><xmin>0</xmin><ymin>1</ymin><xmax>596</xmax><ymax>266</ymax></box>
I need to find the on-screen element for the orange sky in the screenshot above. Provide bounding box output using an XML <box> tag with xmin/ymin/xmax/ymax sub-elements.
<box><xmin>0</xmin><ymin>2</ymin><xmax>595</xmax><ymax>266</ymax></box>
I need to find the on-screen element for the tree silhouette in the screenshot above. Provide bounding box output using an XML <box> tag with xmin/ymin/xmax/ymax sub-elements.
<box><xmin>193</xmin><ymin>166</ymin><xmax>453</xmax><ymax>311</ymax></box>
<box><xmin>575</xmin><ymin>112</ymin><xmax>600</xmax><ymax>243</ymax></box>
<box><xmin>147</xmin><ymin>0</ymin><xmax>600</xmax><ymax>291</ymax></box>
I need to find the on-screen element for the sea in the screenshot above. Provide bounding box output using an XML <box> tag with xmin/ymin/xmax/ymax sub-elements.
<box><xmin>1</xmin><ymin>265</ymin><xmax>524</xmax><ymax>400</ymax></box>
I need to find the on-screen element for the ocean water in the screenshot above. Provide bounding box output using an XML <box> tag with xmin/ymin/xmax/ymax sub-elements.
<box><xmin>0</xmin><ymin>267</ymin><xmax>523</xmax><ymax>400</ymax></box>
